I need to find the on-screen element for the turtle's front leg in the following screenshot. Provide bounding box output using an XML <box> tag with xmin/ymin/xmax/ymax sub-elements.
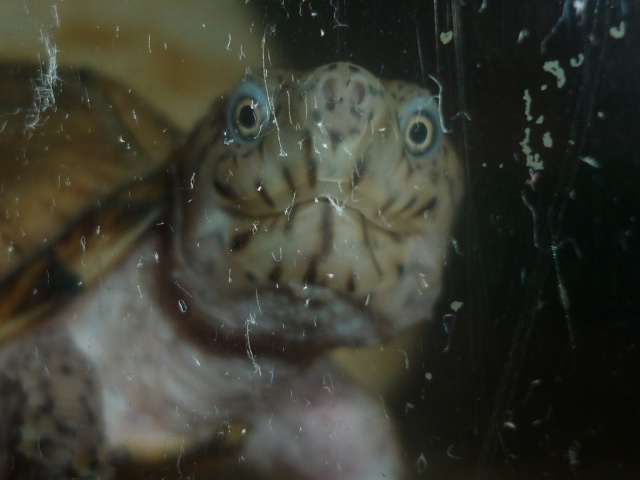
<box><xmin>0</xmin><ymin>327</ymin><xmax>113</xmax><ymax>480</ymax></box>
<box><xmin>241</xmin><ymin>360</ymin><xmax>405</xmax><ymax>480</ymax></box>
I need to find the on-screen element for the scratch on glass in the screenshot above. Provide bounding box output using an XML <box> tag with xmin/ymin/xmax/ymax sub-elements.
<box><xmin>174</xmin><ymin>280</ymin><xmax>194</xmax><ymax>298</ymax></box>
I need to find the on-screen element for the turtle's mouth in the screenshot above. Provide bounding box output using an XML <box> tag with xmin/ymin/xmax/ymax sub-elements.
<box><xmin>188</xmin><ymin>194</ymin><xmax>413</xmax><ymax>301</ymax></box>
<box><xmin>225</xmin><ymin>191</ymin><xmax>418</xmax><ymax>238</ymax></box>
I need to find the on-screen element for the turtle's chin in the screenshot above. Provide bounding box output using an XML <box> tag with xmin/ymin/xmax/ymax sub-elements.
<box><xmin>168</xmin><ymin>258</ymin><xmax>395</xmax><ymax>356</ymax></box>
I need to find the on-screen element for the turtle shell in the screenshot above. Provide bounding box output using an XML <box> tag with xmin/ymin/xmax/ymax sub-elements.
<box><xmin>0</xmin><ymin>63</ymin><xmax>181</xmax><ymax>344</ymax></box>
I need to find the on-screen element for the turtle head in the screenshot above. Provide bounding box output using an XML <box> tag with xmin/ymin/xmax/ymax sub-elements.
<box><xmin>173</xmin><ymin>63</ymin><xmax>462</xmax><ymax>350</ymax></box>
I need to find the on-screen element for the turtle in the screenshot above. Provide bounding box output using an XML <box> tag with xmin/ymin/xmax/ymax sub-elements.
<box><xmin>0</xmin><ymin>61</ymin><xmax>463</xmax><ymax>479</ymax></box>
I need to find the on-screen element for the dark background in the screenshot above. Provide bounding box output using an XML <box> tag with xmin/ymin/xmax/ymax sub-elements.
<box><xmin>256</xmin><ymin>1</ymin><xmax>640</xmax><ymax>478</ymax></box>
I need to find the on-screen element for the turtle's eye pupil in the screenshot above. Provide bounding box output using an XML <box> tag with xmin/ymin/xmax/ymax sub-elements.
<box><xmin>409</xmin><ymin>121</ymin><xmax>429</xmax><ymax>145</ymax></box>
<box><xmin>238</xmin><ymin>103</ymin><xmax>257</xmax><ymax>130</ymax></box>
<box><xmin>403</xmin><ymin>112</ymin><xmax>436</xmax><ymax>156</ymax></box>
<box><xmin>232</xmin><ymin>97</ymin><xmax>266</xmax><ymax>140</ymax></box>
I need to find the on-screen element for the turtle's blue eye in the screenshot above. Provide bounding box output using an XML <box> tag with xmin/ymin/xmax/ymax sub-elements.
<box><xmin>399</xmin><ymin>95</ymin><xmax>441</xmax><ymax>157</ymax></box>
<box><xmin>227</xmin><ymin>79</ymin><xmax>270</xmax><ymax>143</ymax></box>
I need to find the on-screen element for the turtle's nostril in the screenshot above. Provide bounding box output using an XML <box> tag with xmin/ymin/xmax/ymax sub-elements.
<box><xmin>321</xmin><ymin>78</ymin><xmax>339</xmax><ymax>103</ymax></box>
<box><xmin>348</xmin><ymin>79</ymin><xmax>366</xmax><ymax>105</ymax></box>
<box><xmin>320</xmin><ymin>76</ymin><xmax>367</xmax><ymax>105</ymax></box>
